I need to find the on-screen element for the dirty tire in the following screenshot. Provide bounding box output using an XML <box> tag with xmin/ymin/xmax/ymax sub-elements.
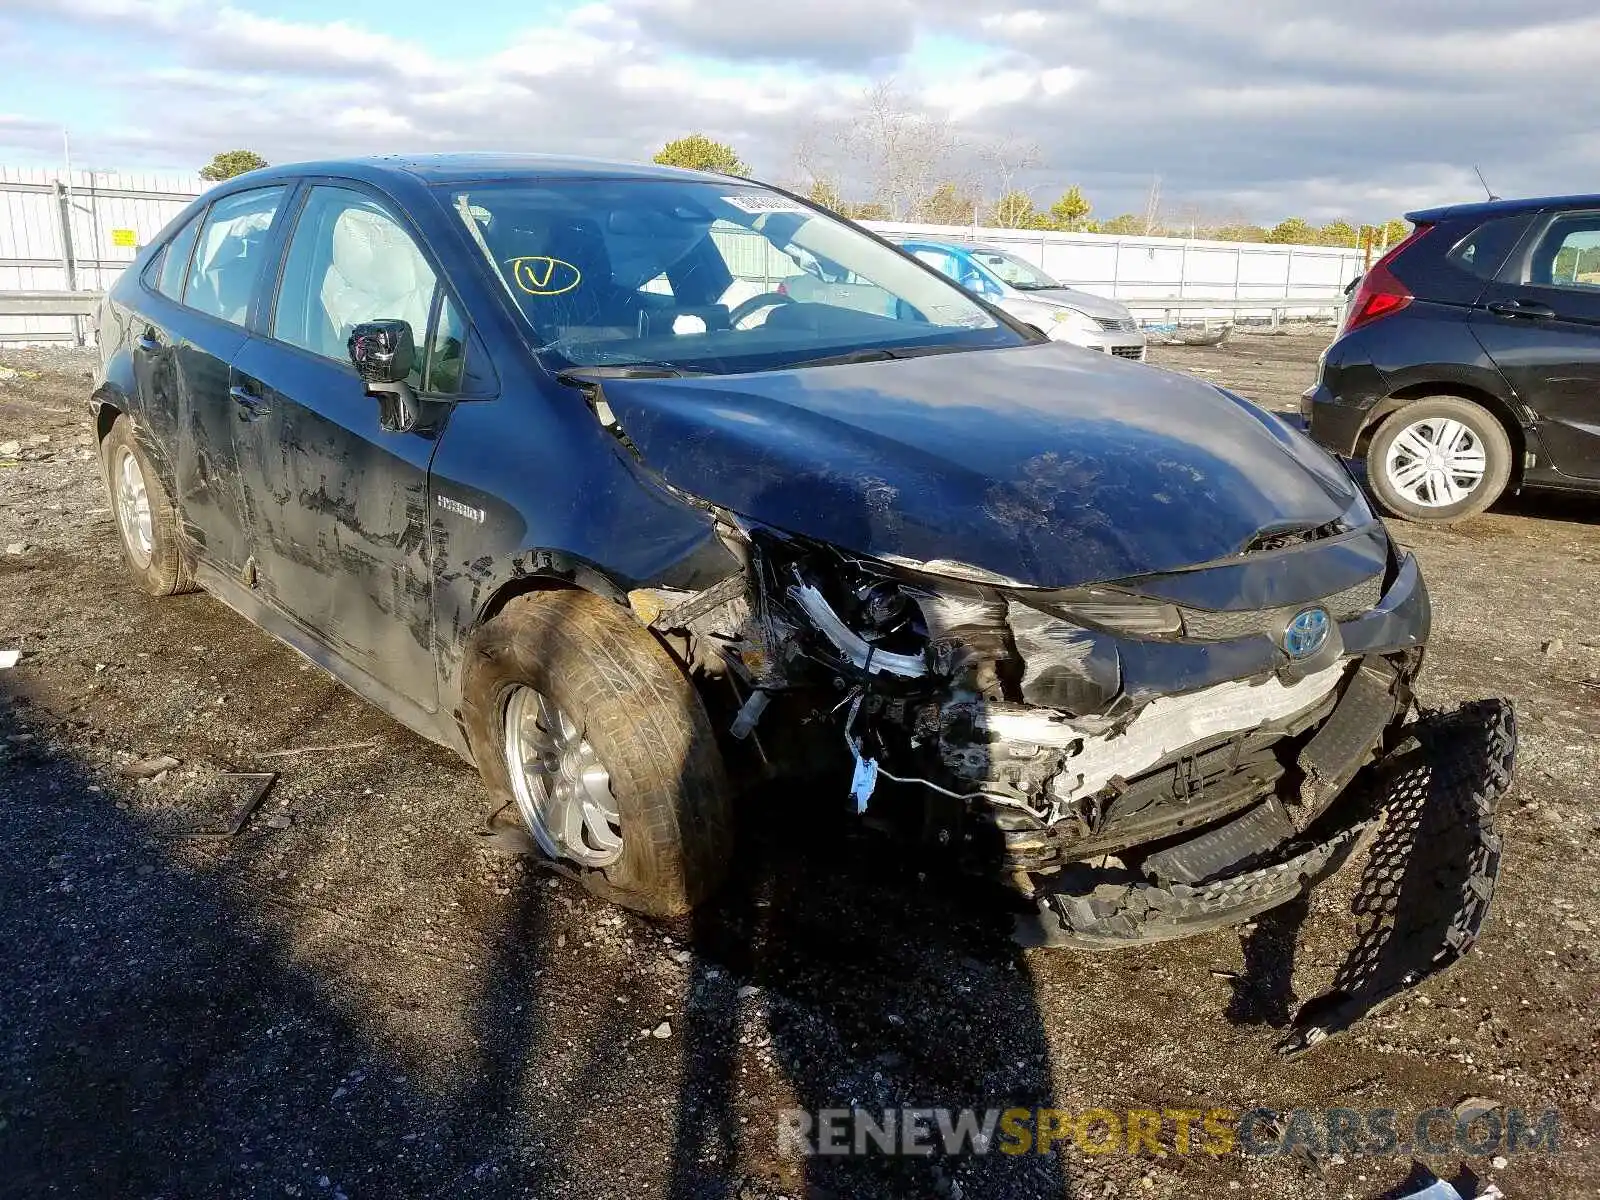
<box><xmin>1365</xmin><ymin>396</ymin><xmax>1511</xmax><ymax>524</ymax></box>
<box><xmin>461</xmin><ymin>590</ymin><xmax>733</xmax><ymax>917</ymax></box>
<box><xmin>101</xmin><ymin>413</ymin><xmax>197</xmax><ymax>596</ymax></box>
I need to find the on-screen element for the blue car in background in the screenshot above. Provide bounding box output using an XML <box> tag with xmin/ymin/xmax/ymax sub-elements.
<box><xmin>898</xmin><ymin>239</ymin><xmax>1147</xmax><ymax>361</ymax></box>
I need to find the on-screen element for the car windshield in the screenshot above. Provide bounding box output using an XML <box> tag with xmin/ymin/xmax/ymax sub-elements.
<box><xmin>448</xmin><ymin>179</ymin><xmax>1025</xmax><ymax>374</ymax></box>
<box><xmin>971</xmin><ymin>249</ymin><xmax>1060</xmax><ymax>291</ymax></box>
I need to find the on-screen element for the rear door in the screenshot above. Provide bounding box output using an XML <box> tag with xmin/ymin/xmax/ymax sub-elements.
<box><xmin>131</xmin><ymin>186</ymin><xmax>289</xmax><ymax>572</ymax></box>
<box><xmin>1471</xmin><ymin>208</ymin><xmax>1600</xmax><ymax>479</ymax></box>
<box><xmin>128</xmin><ymin>210</ymin><xmax>203</xmax><ymax>468</ymax></box>
<box><xmin>228</xmin><ymin>182</ymin><xmax>475</xmax><ymax>707</ymax></box>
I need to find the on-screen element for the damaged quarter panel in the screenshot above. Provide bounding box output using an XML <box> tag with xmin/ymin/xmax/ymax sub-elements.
<box><xmin>596</xmin><ymin>342</ymin><xmax>1361</xmax><ymax>590</ymax></box>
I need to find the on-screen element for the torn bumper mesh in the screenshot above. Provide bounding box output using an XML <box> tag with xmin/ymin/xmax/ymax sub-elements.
<box><xmin>1016</xmin><ymin>699</ymin><xmax>1514</xmax><ymax>1053</ymax></box>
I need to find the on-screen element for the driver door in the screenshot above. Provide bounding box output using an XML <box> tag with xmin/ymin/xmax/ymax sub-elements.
<box><xmin>228</xmin><ymin>182</ymin><xmax>472</xmax><ymax>708</ymax></box>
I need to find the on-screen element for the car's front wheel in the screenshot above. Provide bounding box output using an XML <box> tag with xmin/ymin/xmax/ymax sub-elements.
<box><xmin>460</xmin><ymin>589</ymin><xmax>733</xmax><ymax>917</ymax></box>
<box><xmin>1365</xmin><ymin>396</ymin><xmax>1512</xmax><ymax>523</ymax></box>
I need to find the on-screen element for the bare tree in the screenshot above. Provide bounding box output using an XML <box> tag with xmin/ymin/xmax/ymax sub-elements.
<box><xmin>787</xmin><ymin>82</ymin><xmax>978</xmax><ymax>222</ymax></box>
<box><xmin>842</xmin><ymin>80</ymin><xmax>961</xmax><ymax>221</ymax></box>
<box><xmin>789</xmin><ymin>121</ymin><xmax>846</xmax><ymax>205</ymax></box>
<box><xmin>976</xmin><ymin>133</ymin><xmax>1042</xmax><ymax>225</ymax></box>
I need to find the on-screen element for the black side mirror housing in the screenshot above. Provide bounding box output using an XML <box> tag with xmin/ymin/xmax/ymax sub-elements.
<box><xmin>348</xmin><ymin>319</ymin><xmax>414</xmax><ymax>385</ymax></box>
<box><xmin>346</xmin><ymin>319</ymin><xmax>447</xmax><ymax>436</ymax></box>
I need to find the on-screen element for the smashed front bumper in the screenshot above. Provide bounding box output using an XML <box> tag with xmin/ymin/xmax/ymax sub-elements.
<box><xmin>1018</xmin><ymin>699</ymin><xmax>1513</xmax><ymax>1055</ymax></box>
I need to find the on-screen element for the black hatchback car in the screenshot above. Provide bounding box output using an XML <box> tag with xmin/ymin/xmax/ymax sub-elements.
<box><xmin>94</xmin><ymin>155</ymin><xmax>1456</xmax><ymax>945</ymax></box>
<box><xmin>1304</xmin><ymin>194</ymin><xmax>1600</xmax><ymax>523</ymax></box>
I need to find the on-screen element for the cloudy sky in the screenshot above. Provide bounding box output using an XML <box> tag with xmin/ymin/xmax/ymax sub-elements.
<box><xmin>0</xmin><ymin>0</ymin><xmax>1596</xmax><ymax>223</ymax></box>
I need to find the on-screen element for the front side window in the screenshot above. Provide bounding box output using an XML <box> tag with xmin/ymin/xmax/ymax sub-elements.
<box><xmin>426</xmin><ymin>294</ymin><xmax>468</xmax><ymax>394</ymax></box>
<box><xmin>449</xmin><ymin>180</ymin><xmax>1024</xmax><ymax>375</ymax></box>
<box><xmin>272</xmin><ymin>186</ymin><xmax>438</xmax><ymax>387</ymax></box>
<box><xmin>1532</xmin><ymin>217</ymin><xmax>1600</xmax><ymax>291</ymax></box>
<box><xmin>183</xmin><ymin>186</ymin><xmax>285</xmax><ymax>325</ymax></box>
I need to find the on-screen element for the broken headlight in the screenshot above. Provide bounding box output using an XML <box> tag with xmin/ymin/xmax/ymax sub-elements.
<box><xmin>1016</xmin><ymin>586</ymin><xmax>1183</xmax><ymax>637</ymax></box>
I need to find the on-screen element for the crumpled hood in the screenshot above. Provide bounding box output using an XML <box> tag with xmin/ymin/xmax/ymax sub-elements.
<box><xmin>597</xmin><ymin>341</ymin><xmax>1361</xmax><ymax>588</ymax></box>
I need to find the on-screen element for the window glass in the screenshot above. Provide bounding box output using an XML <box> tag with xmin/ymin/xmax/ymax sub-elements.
<box><xmin>970</xmin><ymin>249</ymin><xmax>1059</xmax><ymax>291</ymax></box>
<box><xmin>912</xmin><ymin>249</ymin><xmax>959</xmax><ymax>278</ymax></box>
<box><xmin>426</xmin><ymin>293</ymin><xmax>467</xmax><ymax>394</ymax></box>
<box><xmin>183</xmin><ymin>187</ymin><xmax>284</xmax><ymax>325</ymax></box>
<box><xmin>1446</xmin><ymin>214</ymin><xmax>1531</xmax><ymax>281</ymax></box>
<box><xmin>272</xmin><ymin>186</ymin><xmax>436</xmax><ymax>385</ymax></box>
<box><xmin>1538</xmin><ymin>221</ymin><xmax>1600</xmax><ymax>290</ymax></box>
<box><xmin>450</xmin><ymin>180</ymin><xmax>1018</xmax><ymax>376</ymax></box>
<box><xmin>154</xmin><ymin>213</ymin><xmax>202</xmax><ymax>301</ymax></box>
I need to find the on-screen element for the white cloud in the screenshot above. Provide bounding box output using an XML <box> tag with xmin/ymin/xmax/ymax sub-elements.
<box><xmin>3</xmin><ymin>0</ymin><xmax>1597</xmax><ymax>224</ymax></box>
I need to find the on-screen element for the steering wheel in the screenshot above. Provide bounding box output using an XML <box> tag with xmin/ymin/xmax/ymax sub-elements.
<box><xmin>728</xmin><ymin>291</ymin><xmax>797</xmax><ymax>330</ymax></box>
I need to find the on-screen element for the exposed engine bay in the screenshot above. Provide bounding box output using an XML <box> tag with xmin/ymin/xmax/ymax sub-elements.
<box><xmin>629</xmin><ymin>512</ymin><xmax>1423</xmax><ymax>900</ymax></box>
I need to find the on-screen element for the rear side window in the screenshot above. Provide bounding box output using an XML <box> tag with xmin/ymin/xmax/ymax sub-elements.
<box><xmin>1445</xmin><ymin>214</ymin><xmax>1532</xmax><ymax>281</ymax></box>
<box><xmin>184</xmin><ymin>186</ymin><xmax>286</xmax><ymax>326</ymax></box>
<box><xmin>1528</xmin><ymin>214</ymin><xmax>1600</xmax><ymax>290</ymax></box>
<box><xmin>153</xmin><ymin>213</ymin><xmax>202</xmax><ymax>301</ymax></box>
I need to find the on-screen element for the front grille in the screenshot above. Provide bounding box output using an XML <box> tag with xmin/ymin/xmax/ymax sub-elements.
<box><xmin>1110</xmin><ymin>345</ymin><xmax>1145</xmax><ymax>360</ymax></box>
<box><xmin>1095</xmin><ymin>315</ymin><xmax>1139</xmax><ymax>332</ymax></box>
<box><xmin>1178</xmin><ymin>572</ymin><xmax>1385</xmax><ymax>642</ymax></box>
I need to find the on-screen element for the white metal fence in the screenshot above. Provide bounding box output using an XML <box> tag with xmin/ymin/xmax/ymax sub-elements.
<box><xmin>1</xmin><ymin>166</ymin><xmax>204</xmax><ymax>344</ymax></box>
<box><xmin>868</xmin><ymin>222</ymin><xmax>1366</xmax><ymax>320</ymax></box>
<box><xmin>0</xmin><ymin>165</ymin><xmax>1366</xmax><ymax>345</ymax></box>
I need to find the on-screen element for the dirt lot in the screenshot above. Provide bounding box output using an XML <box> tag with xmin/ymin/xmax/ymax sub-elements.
<box><xmin>1</xmin><ymin>334</ymin><xmax>1596</xmax><ymax>1199</ymax></box>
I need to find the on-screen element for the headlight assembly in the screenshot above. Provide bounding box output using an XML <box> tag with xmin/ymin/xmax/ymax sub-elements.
<box><xmin>1048</xmin><ymin>307</ymin><xmax>1098</xmax><ymax>337</ymax></box>
<box><xmin>1016</xmin><ymin>586</ymin><xmax>1183</xmax><ymax>636</ymax></box>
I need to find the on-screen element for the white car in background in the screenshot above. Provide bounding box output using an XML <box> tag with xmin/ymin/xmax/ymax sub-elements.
<box><xmin>898</xmin><ymin>239</ymin><xmax>1147</xmax><ymax>360</ymax></box>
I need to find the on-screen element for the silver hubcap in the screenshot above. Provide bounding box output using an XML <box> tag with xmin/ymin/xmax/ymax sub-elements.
<box><xmin>502</xmin><ymin>686</ymin><xmax>623</xmax><ymax>868</ymax></box>
<box><xmin>114</xmin><ymin>446</ymin><xmax>154</xmax><ymax>568</ymax></box>
<box><xmin>1384</xmin><ymin>417</ymin><xmax>1487</xmax><ymax>508</ymax></box>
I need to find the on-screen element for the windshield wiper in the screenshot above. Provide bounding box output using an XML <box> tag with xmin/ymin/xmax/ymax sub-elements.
<box><xmin>783</xmin><ymin>344</ymin><xmax>973</xmax><ymax>371</ymax></box>
<box><xmin>555</xmin><ymin>364</ymin><xmax>693</xmax><ymax>387</ymax></box>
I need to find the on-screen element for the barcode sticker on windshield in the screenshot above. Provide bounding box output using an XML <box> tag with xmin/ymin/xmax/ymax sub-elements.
<box><xmin>722</xmin><ymin>193</ymin><xmax>808</xmax><ymax>215</ymax></box>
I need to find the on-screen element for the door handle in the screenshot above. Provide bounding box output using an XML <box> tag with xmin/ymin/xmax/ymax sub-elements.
<box><xmin>229</xmin><ymin>384</ymin><xmax>270</xmax><ymax>420</ymax></box>
<box><xmin>1487</xmin><ymin>300</ymin><xmax>1556</xmax><ymax>319</ymax></box>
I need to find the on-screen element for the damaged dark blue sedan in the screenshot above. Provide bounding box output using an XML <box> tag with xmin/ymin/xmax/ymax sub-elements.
<box><xmin>91</xmin><ymin>156</ymin><xmax>1505</xmax><ymax>966</ymax></box>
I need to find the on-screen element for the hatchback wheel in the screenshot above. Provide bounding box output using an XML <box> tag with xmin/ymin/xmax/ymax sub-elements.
<box><xmin>101</xmin><ymin>414</ymin><xmax>197</xmax><ymax>595</ymax></box>
<box><xmin>461</xmin><ymin>589</ymin><xmax>733</xmax><ymax>917</ymax></box>
<box><xmin>1366</xmin><ymin>397</ymin><xmax>1512</xmax><ymax>524</ymax></box>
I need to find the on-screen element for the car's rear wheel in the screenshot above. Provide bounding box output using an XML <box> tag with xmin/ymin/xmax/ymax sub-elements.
<box><xmin>101</xmin><ymin>413</ymin><xmax>197</xmax><ymax>595</ymax></box>
<box><xmin>460</xmin><ymin>589</ymin><xmax>733</xmax><ymax>917</ymax></box>
<box><xmin>1366</xmin><ymin>397</ymin><xmax>1511</xmax><ymax>523</ymax></box>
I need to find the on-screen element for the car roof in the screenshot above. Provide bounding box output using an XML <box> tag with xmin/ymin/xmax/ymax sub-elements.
<box><xmin>1407</xmin><ymin>193</ymin><xmax>1600</xmax><ymax>223</ymax></box>
<box><xmin>218</xmin><ymin>153</ymin><xmax>746</xmax><ymax>189</ymax></box>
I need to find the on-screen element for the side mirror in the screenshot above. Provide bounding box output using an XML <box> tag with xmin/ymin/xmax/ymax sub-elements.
<box><xmin>347</xmin><ymin>319</ymin><xmax>435</xmax><ymax>435</ymax></box>
<box><xmin>348</xmin><ymin>319</ymin><xmax>414</xmax><ymax>385</ymax></box>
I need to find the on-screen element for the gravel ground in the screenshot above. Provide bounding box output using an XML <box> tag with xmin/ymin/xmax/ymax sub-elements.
<box><xmin>0</xmin><ymin>335</ymin><xmax>1596</xmax><ymax>1199</ymax></box>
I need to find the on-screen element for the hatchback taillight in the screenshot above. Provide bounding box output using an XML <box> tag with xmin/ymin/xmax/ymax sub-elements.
<box><xmin>1340</xmin><ymin>223</ymin><xmax>1431</xmax><ymax>336</ymax></box>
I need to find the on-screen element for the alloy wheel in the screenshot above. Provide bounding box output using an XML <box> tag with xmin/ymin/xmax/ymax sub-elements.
<box><xmin>502</xmin><ymin>685</ymin><xmax>623</xmax><ymax>868</ymax></box>
<box><xmin>113</xmin><ymin>446</ymin><xmax>155</xmax><ymax>568</ymax></box>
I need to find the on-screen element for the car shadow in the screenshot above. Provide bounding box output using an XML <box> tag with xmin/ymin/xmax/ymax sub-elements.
<box><xmin>0</xmin><ymin>669</ymin><xmax>568</xmax><ymax>1198</ymax></box>
<box><xmin>1492</xmin><ymin>486</ymin><xmax>1600</xmax><ymax>526</ymax></box>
